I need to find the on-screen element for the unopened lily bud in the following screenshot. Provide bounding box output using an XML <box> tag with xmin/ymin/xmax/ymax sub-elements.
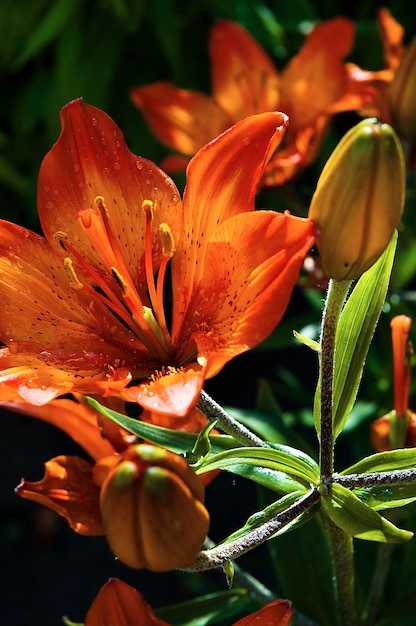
<box><xmin>100</xmin><ymin>444</ymin><xmax>209</xmax><ymax>571</ymax></box>
<box><xmin>309</xmin><ymin>119</ymin><xmax>405</xmax><ymax>280</ymax></box>
<box><xmin>389</xmin><ymin>40</ymin><xmax>416</xmax><ymax>139</ymax></box>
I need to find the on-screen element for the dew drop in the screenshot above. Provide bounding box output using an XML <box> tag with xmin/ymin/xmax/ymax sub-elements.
<box><xmin>8</xmin><ymin>340</ymin><xmax>19</xmax><ymax>354</ymax></box>
<box><xmin>43</xmin><ymin>185</ymin><xmax>50</xmax><ymax>193</ymax></box>
<box><xmin>73</xmin><ymin>163</ymin><xmax>80</xmax><ymax>174</ymax></box>
<box><xmin>101</xmin><ymin>137</ymin><xmax>106</xmax><ymax>146</ymax></box>
<box><xmin>136</xmin><ymin>159</ymin><xmax>144</xmax><ymax>171</ymax></box>
<box><xmin>171</xmin><ymin>194</ymin><xmax>179</xmax><ymax>203</ymax></box>
<box><xmin>45</xmin><ymin>201</ymin><xmax>54</xmax><ymax>210</ymax></box>
<box><xmin>113</xmin><ymin>162</ymin><xmax>121</xmax><ymax>170</ymax></box>
<box><xmin>91</xmin><ymin>117</ymin><xmax>97</xmax><ymax>127</ymax></box>
<box><xmin>103</xmin><ymin>167</ymin><xmax>110</xmax><ymax>176</ymax></box>
<box><xmin>243</xmin><ymin>137</ymin><xmax>251</xmax><ymax>145</ymax></box>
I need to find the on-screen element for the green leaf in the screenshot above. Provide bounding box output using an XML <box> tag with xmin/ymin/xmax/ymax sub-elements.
<box><xmin>341</xmin><ymin>448</ymin><xmax>416</xmax><ymax>475</ymax></box>
<box><xmin>85</xmin><ymin>397</ymin><xmax>236</xmax><ymax>455</ymax></box>
<box><xmin>218</xmin><ymin>490</ymin><xmax>312</xmax><ymax>546</ymax></box>
<box><xmin>354</xmin><ymin>483</ymin><xmax>416</xmax><ymax>511</ymax></box>
<box><xmin>156</xmin><ymin>589</ymin><xmax>251</xmax><ymax>626</ymax></box>
<box><xmin>321</xmin><ymin>483</ymin><xmax>413</xmax><ymax>543</ymax></box>
<box><xmin>293</xmin><ymin>329</ymin><xmax>320</xmax><ymax>352</ymax></box>
<box><xmin>332</xmin><ymin>232</ymin><xmax>398</xmax><ymax>437</ymax></box>
<box><xmin>196</xmin><ymin>445</ymin><xmax>319</xmax><ymax>486</ymax></box>
<box><xmin>12</xmin><ymin>0</ymin><xmax>80</xmax><ymax>69</ymax></box>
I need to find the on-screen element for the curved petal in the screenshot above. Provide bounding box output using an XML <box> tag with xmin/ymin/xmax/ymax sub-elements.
<box><xmin>0</xmin><ymin>221</ymin><xmax>150</xmax><ymax>372</ymax></box>
<box><xmin>1</xmin><ymin>397</ymin><xmax>116</xmax><ymax>460</ymax></box>
<box><xmin>234</xmin><ymin>599</ymin><xmax>292</xmax><ymax>626</ymax></box>
<box><xmin>85</xmin><ymin>579</ymin><xmax>170</xmax><ymax>626</ymax></box>
<box><xmin>0</xmin><ymin>350</ymin><xmax>132</xmax><ymax>406</ymax></box>
<box><xmin>15</xmin><ymin>455</ymin><xmax>104</xmax><ymax>535</ymax></box>
<box><xmin>172</xmin><ymin>111</ymin><xmax>289</xmax><ymax>335</ymax></box>
<box><xmin>209</xmin><ymin>21</ymin><xmax>281</xmax><ymax>120</ymax></box>
<box><xmin>378</xmin><ymin>7</ymin><xmax>405</xmax><ymax>70</ymax></box>
<box><xmin>177</xmin><ymin>211</ymin><xmax>316</xmax><ymax>377</ymax></box>
<box><xmin>38</xmin><ymin>98</ymin><xmax>182</xmax><ymax>290</ymax></box>
<box><xmin>160</xmin><ymin>154</ymin><xmax>191</xmax><ymax>173</ymax></box>
<box><xmin>131</xmin><ymin>82</ymin><xmax>229</xmax><ymax>156</ymax></box>
<box><xmin>122</xmin><ymin>364</ymin><xmax>206</xmax><ymax>416</ymax></box>
<box><xmin>280</xmin><ymin>18</ymin><xmax>354</xmax><ymax>128</ymax></box>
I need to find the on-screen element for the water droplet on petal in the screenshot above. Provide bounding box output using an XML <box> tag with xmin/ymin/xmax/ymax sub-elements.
<box><xmin>113</xmin><ymin>162</ymin><xmax>121</xmax><ymax>170</ymax></box>
<box><xmin>73</xmin><ymin>163</ymin><xmax>80</xmax><ymax>174</ymax></box>
<box><xmin>243</xmin><ymin>137</ymin><xmax>251</xmax><ymax>145</ymax></box>
<box><xmin>91</xmin><ymin>117</ymin><xmax>97</xmax><ymax>127</ymax></box>
<box><xmin>136</xmin><ymin>159</ymin><xmax>144</xmax><ymax>171</ymax></box>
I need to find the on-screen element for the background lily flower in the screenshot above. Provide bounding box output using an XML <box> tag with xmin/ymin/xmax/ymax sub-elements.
<box><xmin>131</xmin><ymin>19</ymin><xmax>375</xmax><ymax>186</ymax></box>
<box><xmin>82</xmin><ymin>578</ymin><xmax>293</xmax><ymax>626</ymax></box>
<box><xmin>0</xmin><ymin>99</ymin><xmax>316</xmax><ymax>415</ymax></box>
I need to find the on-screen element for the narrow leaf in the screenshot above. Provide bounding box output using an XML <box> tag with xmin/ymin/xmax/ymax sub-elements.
<box><xmin>321</xmin><ymin>483</ymin><xmax>413</xmax><ymax>543</ymax></box>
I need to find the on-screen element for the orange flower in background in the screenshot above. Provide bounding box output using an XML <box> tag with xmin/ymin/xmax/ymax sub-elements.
<box><xmin>0</xmin><ymin>99</ymin><xmax>316</xmax><ymax>415</ymax></box>
<box><xmin>131</xmin><ymin>19</ymin><xmax>375</xmax><ymax>186</ymax></box>
<box><xmin>371</xmin><ymin>315</ymin><xmax>416</xmax><ymax>451</ymax></box>
<box><xmin>83</xmin><ymin>578</ymin><xmax>293</xmax><ymax>626</ymax></box>
<box><xmin>348</xmin><ymin>9</ymin><xmax>416</xmax><ymax>144</ymax></box>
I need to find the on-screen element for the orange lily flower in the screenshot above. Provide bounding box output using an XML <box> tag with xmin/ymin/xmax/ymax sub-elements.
<box><xmin>131</xmin><ymin>19</ymin><xmax>375</xmax><ymax>186</ymax></box>
<box><xmin>347</xmin><ymin>9</ymin><xmax>416</xmax><ymax>146</ymax></box>
<box><xmin>0</xmin><ymin>99</ymin><xmax>316</xmax><ymax>415</ymax></box>
<box><xmin>83</xmin><ymin>578</ymin><xmax>293</xmax><ymax>626</ymax></box>
<box><xmin>371</xmin><ymin>315</ymin><xmax>416</xmax><ymax>451</ymax></box>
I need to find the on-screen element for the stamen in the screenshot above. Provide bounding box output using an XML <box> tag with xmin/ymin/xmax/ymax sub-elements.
<box><xmin>159</xmin><ymin>222</ymin><xmax>175</xmax><ymax>259</ymax></box>
<box><xmin>64</xmin><ymin>257</ymin><xmax>83</xmax><ymax>289</ymax></box>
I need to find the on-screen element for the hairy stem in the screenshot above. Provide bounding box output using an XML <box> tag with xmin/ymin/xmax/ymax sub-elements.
<box><xmin>198</xmin><ymin>390</ymin><xmax>270</xmax><ymax>448</ymax></box>
<box><xmin>325</xmin><ymin>516</ymin><xmax>357</xmax><ymax>626</ymax></box>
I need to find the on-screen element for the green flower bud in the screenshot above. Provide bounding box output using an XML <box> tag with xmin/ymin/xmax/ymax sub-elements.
<box><xmin>309</xmin><ymin>119</ymin><xmax>405</xmax><ymax>280</ymax></box>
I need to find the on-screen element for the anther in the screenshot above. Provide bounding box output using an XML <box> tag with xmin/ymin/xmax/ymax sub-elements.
<box><xmin>64</xmin><ymin>258</ymin><xmax>83</xmax><ymax>289</ymax></box>
<box><xmin>94</xmin><ymin>195</ymin><xmax>109</xmax><ymax>218</ymax></box>
<box><xmin>142</xmin><ymin>199</ymin><xmax>154</xmax><ymax>219</ymax></box>
<box><xmin>159</xmin><ymin>223</ymin><xmax>175</xmax><ymax>258</ymax></box>
<box><xmin>111</xmin><ymin>267</ymin><xmax>128</xmax><ymax>295</ymax></box>
<box><xmin>53</xmin><ymin>231</ymin><xmax>68</xmax><ymax>250</ymax></box>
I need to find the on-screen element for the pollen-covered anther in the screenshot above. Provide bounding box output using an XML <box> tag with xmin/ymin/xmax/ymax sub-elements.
<box><xmin>53</xmin><ymin>230</ymin><xmax>69</xmax><ymax>250</ymax></box>
<box><xmin>142</xmin><ymin>199</ymin><xmax>154</xmax><ymax>219</ymax></box>
<box><xmin>64</xmin><ymin>257</ymin><xmax>83</xmax><ymax>289</ymax></box>
<box><xmin>159</xmin><ymin>222</ymin><xmax>175</xmax><ymax>258</ymax></box>
<box><xmin>94</xmin><ymin>195</ymin><xmax>109</xmax><ymax>218</ymax></box>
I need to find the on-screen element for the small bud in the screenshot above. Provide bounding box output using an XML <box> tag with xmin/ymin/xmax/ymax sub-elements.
<box><xmin>389</xmin><ymin>40</ymin><xmax>416</xmax><ymax>139</ymax></box>
<box><xmin>309</xmin><ymin>119</ymin><xmax>405</xmax><ymax>280</ymax></box>
<box><xmin>99</xmin><ymin>444</ymin><xmax>209</xmax><ymax>571</ymax></box>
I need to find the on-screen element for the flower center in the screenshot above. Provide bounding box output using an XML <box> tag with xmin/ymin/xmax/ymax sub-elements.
<box><xmin>55</xmin><ymin>196</ymin><xmax>175</xmax><ymax>364</ymax></box>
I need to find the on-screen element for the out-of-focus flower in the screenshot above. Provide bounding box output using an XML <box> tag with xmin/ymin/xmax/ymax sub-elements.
<box><xmin>371</xmin><ymin>315</ymin><xmax>416</xmax><ymax>451</ymax></box>
<box><xmin>348</xmin><ymin>9</ymin><xmax>416</xmax><ymax>143</ymax></box>
<box><xmin>99</xmin><ymin>444</ymin><xmax>209</xmax><ymax>570</ymax></box>
<box><xmin>0</xmin><ymin>99</ymin><xmax>315</xmax><ymax>416</ymax></box>
<box><xmin>308</xmin><ymin>118</ymin><xmax>405</xmax><ymax>280</ymax></box>
<box><xmin>82</xmin><ymin>578</ymin><xmax>293</xmax><ymax>626</ymax></box>
<box><xmin>131</xmin><ymin>19</ymin><xmax>374</xmax><ymax>187</ymax></box>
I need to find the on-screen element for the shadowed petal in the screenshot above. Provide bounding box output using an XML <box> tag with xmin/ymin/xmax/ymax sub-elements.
<box><xmin>131</xmin><ymin>82</ymin><xmax>230</xmax><ymax>156</ymax></box>
<box><xmin>15</xmin><ymin>455</ymin><xmax>104</xmax><ymax>535</ymax></box>
<box><xmin>85</xmin><ymin>578</ymin><xmax>170</xmax><ymax>626</ymax></box>
<box><xmin>234</xmin><ymin>599</ymin><xmax>292</xmax><ymax>626</ymax></box>
<box><xmin>210</xmin><ymin>20</ymin><xmax>281</xmax><ymax>120</ymax></box>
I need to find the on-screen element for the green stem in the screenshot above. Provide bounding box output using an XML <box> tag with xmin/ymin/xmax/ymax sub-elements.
<box><xmin>319</xmin><ymin>278</ymin><xmax>350</xmax><ymax>481</ymax></box>
<box><xmin>198</xmin><ymin>390</ymin><xmax>270</xmax><ymax>448</ymax></box>
<box><xmin>325</xmin><ymin>516</ymin><xmax>357</xmax><ymax>626</ymax></box>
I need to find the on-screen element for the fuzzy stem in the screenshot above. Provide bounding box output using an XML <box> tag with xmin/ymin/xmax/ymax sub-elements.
<box><xmin>186</xmin><ymin>488</ymin><xmax>320</xmax><ymax>571</ymax></box>
<box><xmin>198</xmin><ymin>390</ymin><xmax>270</xmax><ymax>448</ymax></box>
<box><xmin>318</xmin><ymin>279</ymin><xmax>350</xmax><ymax>481</ymax></box>
<box><xmin>325</xmin><ymin>516</ymin><xmax>357</xmax><ymax>626</ymax></box>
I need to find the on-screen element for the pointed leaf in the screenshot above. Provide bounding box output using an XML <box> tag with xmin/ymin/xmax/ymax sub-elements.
<box><xmin>321</xmin><ymin>483</ymin><xmax>413</xmax><ymax>542</ymax></box>
<box><xmin>332</xmin><ymin>232</ymin><xmax>397</xmax><ymax>437</ymax></box>
<box><xmin>342</xmin><ymin>448</ymin><xmax>416</xmax><ymax>475</ymax></box>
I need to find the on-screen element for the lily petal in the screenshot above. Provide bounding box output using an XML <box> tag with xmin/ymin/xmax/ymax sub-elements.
<box><xmin>234</xmin><ymin>599</ymin><xmax>292</xmax><ymax>626</ymax></box>
<box><xmin>85</xmin><ymin>578</ymin><xmax>170</xmax><ymax>626</ymax></box>
<box><xmin>172</xmin><ymin>111</ymin><xmax>289</xmax><ymax>331</ymax></box>
<box><xmin>131</xmin><ymin>82</ymin><xmax>230</xmax><ymax>156</ymax></box>
<box><xmin>378</xmin><ymin>7</ymin><xmax>405</xmax><ymax>70</ymax></box>
<box><xmin>38</xmin><ymin>98</ymin><xmax>182</xmax><ymax>288</ymax></box>
<box><xmin>210</xmin><ymin>20</ymin><xmax>281</xmax><ymax>120</ymax></box>
<box><xmin>15</xmin><ymin>455</ymin><xmax>104</xmax><ymax>535</ymax></box>
<box><xmin>1</xmin><ymin>396</ymin><xmax>116</xmax><ymax>460</ymax></box>
<box><xmin>122</xmin><ymin>364</ymin><xmax>206</xmax><ymax>416</ymax></box>
<box><xmin>181</xmin><ymin>210</ymin><xmax>316</xmax><ymax>377</ymax></box>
